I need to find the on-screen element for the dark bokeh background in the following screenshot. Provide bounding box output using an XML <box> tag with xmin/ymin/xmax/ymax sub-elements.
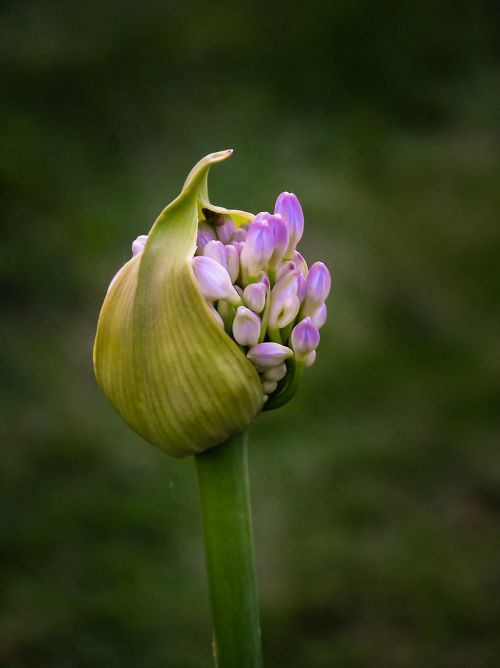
<box><xmin>2</xmin><ymin>1</ymin><xmax>500</xmax><ymax>666</ymax></box>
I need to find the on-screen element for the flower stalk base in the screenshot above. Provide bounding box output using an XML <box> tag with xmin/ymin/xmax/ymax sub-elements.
<box><xmin>195</xmin><ymin>431</ymin><xmax>263</xmax><ymax>668</ymax></box>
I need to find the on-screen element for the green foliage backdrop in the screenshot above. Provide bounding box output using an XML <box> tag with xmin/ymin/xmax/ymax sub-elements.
<box><xmin>1</xmin><ymin>1</ymin><xmax>499</xmax><ymax>666</ymax></box>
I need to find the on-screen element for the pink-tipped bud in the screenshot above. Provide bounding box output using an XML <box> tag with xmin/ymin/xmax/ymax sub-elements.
<box><xmin>302</xmin><ymin>262</ymin><xmax>331</xmax><ymax>315</ymax></box>
<box><xmin>217</xmin><ymin>216</ymin><xmax>236</xmax><ymax>244</ymax></box>
<box><xmin>268</xmin><ymin>214</ymin><xmax>289</xmax><ymax>268</ymax></box>
<box><xmin>232</xmin><ymin>306</ymin><xmax>261</xmax><ymax>347</ymax></box>
<box><xmin>291</xmin><ymin>317</ymin><xmax>320</xmax><ymax>360</ymax></box>
<box><xmin>261</xmin><ymin>363</ymin><xmax>287</xmax><ymax>382</ymax></box>
<box><xmin>225</xmin><ymin>244</ymin><xmax>240</xmax><ymax>283</ymax></box>
<box><xmin>274</xmin><ymin>192</ymin><xmax>304</xmax><ymax>255</ymax></box>
<box><xmin>203</xmin><ymin>239</ymin><xmax>227</xmax><ymax>268</ymax></box>
<box><xmin>297</xmin><ymin>275</ymin><xmax>307</xmax><ymax>303</ymax></box>
<box><xmin>292</xmin><ymin>250</ymin><xmax>308</xmax><ymax>277</ymax></box>
<box><xmin>196</xmin><ymin>222</ymin><xmax>217</xmax><ymax>253</ymax></box>
<box><xmin>240</xmin><ymin>215</ymin><xmax>274</xmax><ymax>278</ymax></box>
<box><xmin>272</xmin><ymin>265</ymin><xmax>300</xmax><ymax>302</ymax></box>
<box><xmin>243</xmin><ymin>282</ymin><xmax>267</xmax><ymax>314</ymax></box>
<box><xmin>311</xmin><ymin>303</ymin><xmax>327</xmax><ymax>329</ymax></box>
<box><xmin>132</xmin><ymin>234</ymin><xmax>148</xmax><ymax>256</ymax></box>
<box><xmin>247</xmin><ymin>342</ymin><xmax>293</xmax><ymax>369</ymax></box>
<box><xmin>269</xmin><ymin>291</ymin><xmax>300</xmax><ymax>329</ymax></box>
<box><xmin>192</xmin><ymin>256</ymin><xmax>241</xmax><ymax>306</ymax></box>
<box><xmin>231</xmin><ymin>227</ymin><xmax>248</xmax><ymax>243</ymax></box>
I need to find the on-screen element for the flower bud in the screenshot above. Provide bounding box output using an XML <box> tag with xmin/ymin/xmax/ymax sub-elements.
<box><xmin>268</xmin><ymin>214</ymin><xmax>289</xmax><ymax>269</ymax></box>
<box><xmin>261</xmin><ymin>363</ymin><xmax>287</xmax><ymax>382</ymax></box>
<box><xmin>290</xmin><ymin>317</ymin><xmax>320</xmax><ymax>361</ymax></box>
<box><xmin>243</xmin><ymin>282</ymin><xmax>267</xmax><ymax>314</ymax></box>
<box><xmin>240</xmin><ymin>215</ymin><xmax>274</xmax><ymax>279</ymax></box>
<box><xmin>203</xmin><ymin>239</ymin><xmax>227</xmax><ymax>268</ymax></box>
<box><xmin>231</xmin><ymin>227</ymin><xmax>248</xmax><ymax>243</ymax></box>
<box><xmin>269</xmin><ymin>291</ymin><xmax>300</xmax><ymax>329</ymax></box>
<box><xmin>94</xmin><ymin>151</ymin><xmax>263</xmax><ymax>457</ymax></box>
<box><xmin>233</xmin><ymin>306</ymin><xmax>261</xmax><ymax>347</ymax></box>
<box><xmin>225</xmin><ymin>244</ymin><xmax>240</xmax><ymax>283</ymax></box>
<box><xmin>274</xmin><ymin>192</ymin><xmax>304</xmax><ymax>255</ymax></box>
<box><xmin>261</xmin><ymin>380</ymin><xmax>277</xmax><ymax>395</ymax></box>
<box><xmin>132</xmin><ymin>234</ymin><xmax>148</xmax><ymax>256</ymax></box>
<box><xmin>302</xmin><ymin>262</ymin><xmax>331</xmax><ymax>315</ymax></box>
<box><xmin>192</xmin><ymin>256</ymin><xmax>241</xmax><ymax>306</ymax></box>
<box><xmin>311</xmin><ymin>303</ymin><xmax>327</xmax><ymax>329</ymax></box>
<box><xmin>247</xmin><ymin>342</ymin><xmax>293</xmax><ymax>369</ymax></box>
<box><xmin>304</xmin><ymin>350</ymin><xmax>316</xmax><ymax>367</ymax></box>
<box><xmin>292</xmin><ymin>250</ymin><xmax>308</xmax><ymax>277</ymax></box>
<box><xmin>217</xmin><ymin>216</ymin><xmax>236</xmax><ymax>244</ymax></box>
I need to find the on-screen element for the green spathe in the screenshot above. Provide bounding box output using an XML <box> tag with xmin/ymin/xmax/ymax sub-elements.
<box><xmin>93</xmin><ymin>151</ymin><xmax>263</xmax><ymax>457</ymax></box>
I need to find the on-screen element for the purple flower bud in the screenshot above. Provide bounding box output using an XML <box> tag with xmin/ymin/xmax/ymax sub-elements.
<box><xmin>311</xmin><ymin>303</ymin><xmax>327</xmax><ymax>329</ymax></box>
<box><xmin>196</xmin><ymin>232</ymin><xmax>214</xmax><ymax>254</ymax></box>
<box><xmin>274</xmin><ymin>192</ymin><xmax>304</xmax><ymax>255</ymax></box>
<box><xmin>268</xmin><ymin>214</ymin><xmax>289</xmax><ymax>269</ymax></box>
<box><xmin>269</xmin><ymin>291</ymin><xmax>300</xmax><ymax>329</ymax></box>
<box><xmin>240</xmin><ymin>215</ymin><xmax>274</xmax><ymax>279</ymax></box>
<box><xmin>247</xmin><ymin>342</ymin><xmax>293</xmax><ymax>369</ymax></box>
<box><xmin>261</xmin><ymin>363</ymin><xmax>287</xmax><ymax>382</ymax></box>
<box><xmin>261</xmin><ymin>380</ymin><xmax>277</xmax><ymax>395</ymax></box>
<box><xmin>304</xmin><ymin>350</ymin><xmax>316</xmax><ymax>367</ymax></box>
<box><xmin>192</xmin><ymin>256</ymin><xmax>241</xmax><ymax>306</ymax></box>
<box><xmin>207</xmin><ymin>303</ymin><xmax>225</xmax><ymax>329</ymax></box>
<box><xmin>196</xmin><ymin>222</ymin><xmax>217</xmax><ymax>253</ymax></box>
<box><xmin>217</xmin><ymin>216</ymin><xmax>236</xmax><ymax>244</ymax></box>
<box><xmin>203</xmin><ymin>240</ymin><xmax>227</xmax><ymax>268</ymax></box>
<box><xmin>243</xmin><ymin>281</ymin><xmax>267</xmax><ymax>314</ymax></box>
<box><xmin>272</xmin><ymin>265</ymin><xmax>300</xmax><ymax>302</ymax></box>
<box><xmin>297</xmin><ymin>275</ymin><xmax>307</xmax><ymax>303</ymax></box>
<box><xmin>225</xmin><ymin>244</ymin><xmax>240</xmax><ymax>283</ymax></box>
<box><xmin>277</xmin><ymin>260</ymin><xmax>296</xmax><ymax>282</ymax></box>
<box><xmin>291</xmin><ymin>317</ymin><xmax>320</xmax><ymax>360</ymax></box>
<box><xmin>231</xmin><ymin>227</ymin><xmax>248</xmax><ymax>243</ymax></box>
<box><xmin>292</xmin><ymin>250</ymin><xmax>308</xmax><ymax>277</ymax></box>
<box><xmin>302</xmin><ymin>262</ymin><xmax>331</xmax><ymax>315</ymax></box>
<box><xmin>232</xmin><ymin>306</ymin><xmax>261</xmax><ymax>347</ymax></box>
<box><xmin>132</xmin><ymin>234</ymin><xmax>148</xmax><ymax>256</ymax></box>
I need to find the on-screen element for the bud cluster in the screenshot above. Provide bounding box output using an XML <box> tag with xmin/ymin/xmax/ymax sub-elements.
<box><xmin>132</xmin><ymin>192</ymin><xmax>331</xmax><ymax>403</ymax></box>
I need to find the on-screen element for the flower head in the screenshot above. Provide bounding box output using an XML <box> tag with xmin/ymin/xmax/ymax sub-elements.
<box><xmin>94</xmin><ymin>151</ymin><xmax>332</xmax><ymax>456</ymax></box>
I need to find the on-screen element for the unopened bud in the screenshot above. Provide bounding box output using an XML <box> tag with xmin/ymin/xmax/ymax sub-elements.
<box><xmin>261</xmin><ymin>380</ymin><xmax>277</xmax><ymax>395</ymax></box>
<box><xmin>261</xmin><ymin>363</ymin><xmax>287</xmax><ymax>382</ymax></box>
<box><xmin>225</xmin><ymin>244</ymin><xmax>240</xmax><ymax>283</ymax></box>
<box><xmin>204</xmin><ymin>240</ymin><xmax>227</xmax><ymax>268</ymax></box>
<box><xmin>233</xmin><ymin>306</ymin><xmax>261</xmax><ymax>347</ymax></box>
<box><xmin>247</xmin><ymin>342</ymin><xmax>293</xmax><ymax>369</ymax></box>
<box><xmin>192</xmin><ymin>256</ymin><xmax>241</xmax><ymax>306</ymax></box>
<box><xmin>290</xmin><ymin>317</ymin><xmax>320</xmax><ymax>360</ymax></box>
<box><xmin>302</xmin><ymin>262</ymin><xmax>331</xmax><ymax>315</ymax></box>
<box><xmin>304</xmin><ymin>350</ymin><xmax>316</xmax><ymax>367</ymax></box>
<box><xmin>311</xmin><ymin>303</ymin><xmax>327</xmax><ymax>329</ymax></box>
<box><xmin>240</xmin><ymin>215</ymin><xmax>274</xmax><ymax>279</ymax></box>
<box><xmin>132</xmin><ymin>235</ymin><xmax>148</xmax><ymax>256</ymax></box>
<box><xmin>243</xmin><ymin>282</ymin><xmax>267</xmax><ymax>314</ymax></box>
<box><xmin>274</xmin><ymin>192</ymin><xmax>304</xmax><ymax>255</ymax></box>
<box><xmin>217</xmin><ymin>216</ymin><xmax>236</xmax><ymax>244</ymax></box>
<box><xmin>269</xmin><ymin>291</ymin><xmax>300</xmax><ymax>329</ymax></box>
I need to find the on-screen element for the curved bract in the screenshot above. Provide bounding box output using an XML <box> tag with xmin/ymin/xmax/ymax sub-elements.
<box><xmin>93</xmin><ymin>151</ymin><xmax>263</xmax><ymax>457</ymax></box>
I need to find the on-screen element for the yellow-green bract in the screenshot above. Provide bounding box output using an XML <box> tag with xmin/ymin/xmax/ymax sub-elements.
<box><xmin>93</xmin><ymin>151</ymin><xmax>264</xmax><ymax>457</ymax></box>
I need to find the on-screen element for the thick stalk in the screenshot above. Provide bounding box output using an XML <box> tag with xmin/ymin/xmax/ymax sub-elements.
<box><xmin>195</xmin><ymin>431</ymin><xmax>263</xmax><ymax>668</ymax></box>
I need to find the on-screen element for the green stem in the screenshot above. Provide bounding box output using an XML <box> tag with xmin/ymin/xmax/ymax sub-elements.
<box><xmin>195</xmin><ymin>431</ymin><xmax>263</xmax><ymax>668</ymax></box>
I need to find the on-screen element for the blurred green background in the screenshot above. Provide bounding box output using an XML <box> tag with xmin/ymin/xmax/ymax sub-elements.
<box><xmin>2</xmin><ymin>1</ymin><xmax>500</xmax><ymax>666</ymax></box>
